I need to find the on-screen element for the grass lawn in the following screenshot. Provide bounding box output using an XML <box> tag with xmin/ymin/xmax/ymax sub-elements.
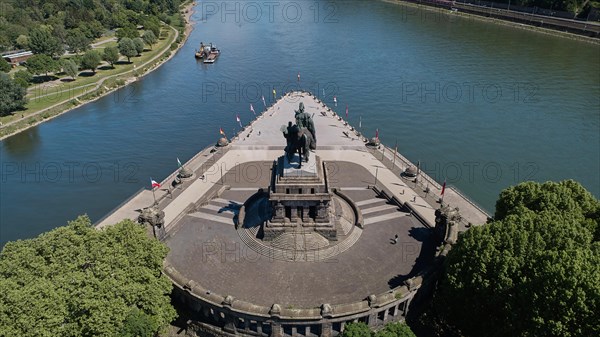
<box><xmin>1</xmin><ymin>26</ymin><xmax>175</xmax><ymax>126</ymax></box>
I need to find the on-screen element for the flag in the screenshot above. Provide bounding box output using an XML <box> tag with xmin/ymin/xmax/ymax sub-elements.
<box><xmin>219</xmin><ymin>127</ymin><xmax>226</xmax><ymax>136</ymax></box>
<box><xmin>333</xmin><ymin>96</ymin><xmax>337</xmax><ymax>103</ymax></box>
<box><xmin>250</xmin><ymin>104</ymin><xmax>255</xmax><ymax>115</ymax></box>
<box><xmin>151</xmin><ymin>178</ymin><xmax>161</xmax><ymax>189</ymax></box>
<box><xmin>236</xmin><ymin>114</ymin><xmax>242</xmax><ymax>127</ymax></box>
<box><xmin>375</xmin><ymin>128</ymin><xmax>379</xmax><ymax>139</ymax></box>
<box><xmin>177</xmin><ymin>158</ymin><xmax>182</xmax><ymax>168</ymax></box>
<box><xmin>441</xmin><ymin>180</ymin><xmax>446</xmax><ymax>196</ymax></box>
<box><xmin>262</xmin><ymin>95</ymin><xmax>266</xmax><ymax>107</ymax></box>
<box><xmin>272</xmin><ymin>88</ymin><xmax>276</xmax><ymax>98</ymax></box>
<box><xmin>346</xmin><ymin>104</ymin><xmax>348</xmax><ymax>118</ymax></box>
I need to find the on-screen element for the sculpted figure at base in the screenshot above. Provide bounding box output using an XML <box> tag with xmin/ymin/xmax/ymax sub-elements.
<box><xmin>281</xmin><ymin>121</ymin><xmax>313</xmax><ymax>167</ymax></box>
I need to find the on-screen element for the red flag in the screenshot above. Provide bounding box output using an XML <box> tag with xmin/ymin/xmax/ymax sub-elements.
<box><xmin>441</xmin><ymin>180</ymin><xmax>446</xmax><ymax>196</ymax></box>
<box><xmin>375</xmin><ymin>128</ymin><xmax>379</xmax><ymax>139</ymax></box>
<box><xmin>219</xmin><ymin>127</ymin><xmax>225</xmax><ymax>136</ymax></box>
<box><xmin>151</xmin><ymin>178</ymin><xmax>161</xmax><ymax>189</ymax></box>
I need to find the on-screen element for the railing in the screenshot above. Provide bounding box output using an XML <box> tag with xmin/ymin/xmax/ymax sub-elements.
<box><xmin>93</xmin><ymin>187</ymin><xmax>145</xmax><ymax>227</ymax></box>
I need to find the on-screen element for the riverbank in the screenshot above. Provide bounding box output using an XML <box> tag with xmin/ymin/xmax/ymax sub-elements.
<box><xmin>0</xmin><ymin>1</ymin><xmax>197</xmax><ymax>141</ymax></box>
<box><xmin>382</xmin><ymin>0</ymin><xmax>600</xmax><ymax>44</ymax></box>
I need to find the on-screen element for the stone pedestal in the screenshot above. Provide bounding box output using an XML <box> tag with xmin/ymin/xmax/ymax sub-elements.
<box><xmin>264</xmin><ymin>155</ymin><xmax>337</xmax><ymax>241</ymax></box>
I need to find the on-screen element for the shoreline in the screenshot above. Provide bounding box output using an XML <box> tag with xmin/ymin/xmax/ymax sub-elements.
<box><xmin>0</xmin><ymin>1</ymin><xmax>197</xmax><ymax>141</ymax></box>
<box><xmin>381</xmin><ymin>0</ymin><xmax>600</xmax><ymax>45</ymax></box>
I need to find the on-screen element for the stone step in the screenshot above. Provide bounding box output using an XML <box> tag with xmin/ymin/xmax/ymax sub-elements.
<box><xmin>361</xmin><ymin>204</ymin><xmax>399</xmax><ymax>215</ymax></box>
<box><xmin>363</xmin><ymin>212</ymin><xmax>406</xmax><ymax>226</ymax></box>
<box><xmin>355</xmin><ymin>198</ymin><xmax>387</xmax><ymax>207</ymax></box>
<box><xmin>188</xmin><ymin>211</ymin><xmax>233</xmax><ymax>225</ymax></box>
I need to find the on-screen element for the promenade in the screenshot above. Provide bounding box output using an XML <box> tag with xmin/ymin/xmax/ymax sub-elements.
<box><xmin>96</xmin><ymin>91</ymin><xmax>489</xmax><ymax>231</ymax></box>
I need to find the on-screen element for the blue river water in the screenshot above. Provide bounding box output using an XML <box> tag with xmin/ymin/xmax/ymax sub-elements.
<box><xmin>1</xmin><ymin>1</ymin><xmax>599</xmax><ymax>246</ymax></box>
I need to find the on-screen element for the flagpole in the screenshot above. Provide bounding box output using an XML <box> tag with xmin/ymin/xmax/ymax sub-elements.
<box><xmin>152</xmin><ymin>187</ymin><xmax>157</xmax><ymax>205</ymax></box>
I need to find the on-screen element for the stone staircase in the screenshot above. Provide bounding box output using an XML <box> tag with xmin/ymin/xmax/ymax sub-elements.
<box><xmin>237</xmin><ymin>222</ymin><xmax>363</xmax><ymax>262</ymax></box>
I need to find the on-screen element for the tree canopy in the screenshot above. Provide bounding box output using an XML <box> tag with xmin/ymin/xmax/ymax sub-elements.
<box><xmin>341</xmin><ymin>322</ymin><xmax>416</xmax><ymax>337</ymax></box>
<box><xmin>0</xmin><ymin>73</ymin><xmax>28</xmax><ymax>116</ymax></box>
<box><xmin>436</xmin><ymin>180</ymin><xmax>600</xmax><ymax>337</ymax></box>
<box><xmin>80</xmin><ymin>50</ymin><xmax>102</xmax><ymax>73</ymax></box>
<box><xmin>25</xmin><ymin>54</ymin><xmax>60</xmax><ymax>76</ymax></box>
<box><xmin>61</xmin><ymin>59</ymin><xmax>79</xmax><ymax>79</ymax></box>
<box><xmin>118</xmin><ymin>38</ymin><xmax>138</xmax><ymax>63</ymax></box>
<box><xmin>0</xmin><ymin>58</ymin><xmax>10</xmax><ymax>72</ymax></box>
<box><xmin>0</xmin><ymin>0</ymin><xmax>181</xmax><ymax>53</ymax></box>
<box><xmin>0</xmin><ymin>216</ymin><xmax>177</xmax><ymax>337</ymax></box>
<box><xmin>28</xmin><ymin>27</ymin><xmax>64</xmax><ymax>57</ymax></box>
<box><xmin>103</xmin><ymin>46</ymin><xmax>120</xmax><ymax>68</ymax></box>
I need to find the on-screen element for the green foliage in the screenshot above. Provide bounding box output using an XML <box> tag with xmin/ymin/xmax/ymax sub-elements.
<box><xmin>133</xmin><ymin>37</ymin><xmax>145</xmax><ymax>55</ymax></box>
<box><xmin>0</xmin><ymin>216</ymin><xmax>177</xmax><ymax>337</ymax></box>
<box><xmin>342</xmin><ymin>322</ymin><xmax>372</xmax><ymax>337</ymax></box>
<box><xmin>0</xmin><ymin>0</ymin><xmax>180</xmax><ymax>52</ymax></box>
<box><xmin>374</xmin><ymin>323</ymin><xmax>416</xmax><ymax>337</ymax></box>
<box><xmin>118</xmin><ymin>38</ymin><xmax>138</xmax><ymax>63</ymax></box>
<box><xmin>142</xmin><ymin>30</ymin><xmax>157</xmax><ymax>49</ymax></box>
<box><xmin>436</xmin><ymin>180</ymin><xmax>600</xmax><ymax>337</ymax></box>
<box><xmin>66</xmin><ymin>28</ymin><xmax>91</xmax><ymax>54</ymax></box>
<box><xmin>16</xmin><ymin>35</ymin><xmax>29</xmax><ymax>49</ymax></box>
<box><xmin>28</xmin><ymin>27</ymin><xmax>63</xmax><ymax>57</ymax></box>
<box><xmin>341</xmin><ymin>322</ymin><xmax>416</xmax><ymax>337</ymax></box>
<box><xmin>103</xmin><ymin>46</ymin><xmax>120</xmax><ymax>68</ymax></box>
<box><xmin>13</xmin><ymin>70</ymin><xmax>33</xmax><ymax>88</ymax></box>
<box><xmin>0</xmin><ymin>73</ymin><xmax>28</xmax><ymax>116</ymax></box>
<box><xmin>61</xmin><ymin>59</ymin><xmax>79</xmax><ymax>79</ymax></box>
<box><xmin>116</xmin><ymin>24</ymin><xmax>140</xmax><ymax>41</ymax></box>
<box><xmin>80</xmin><ymin>50</ymin><xmax>102</xmax><ymax>73</ymax></box>
<box><xmin>25</xmin><ymin>54</ymin><xmax>60</xmax><ymax>76</ymax></box>
<box><xmin>121</xmin><ymin>307</ymin><xmax>155</xmax><ymax>337</ymax></box>
<box><xmin>0</xmin><ymin>58</ymin><xmax>10</xmax><ymax>72</ymax></box>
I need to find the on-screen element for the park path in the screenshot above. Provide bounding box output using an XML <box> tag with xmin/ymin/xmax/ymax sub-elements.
<box><xmin>0</xmin><ymin>25</ymin><xmax>178</xmax><ymax>133</ymax></box>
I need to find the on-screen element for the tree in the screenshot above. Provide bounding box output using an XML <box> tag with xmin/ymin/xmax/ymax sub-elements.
<box><xmin>15</xmin><ymin>35</ymin><xmax>29</xmax><ymax>49</ymax></box>
<box><xmin>0</xmin><ymin>58</ymin><xmax>10</xmax><ymax>73</ymax></box>
<box><xmin>0</xmin><ymin>74</ymin><xmax>28</xmax><ymax>116</ymax></box>
<box><xmin>374</xmin><ymin>323</ymin><xmax>416</xmax><ymax>337</ymax></box>
<box><xmin>142</xmin><ymin>30</ymin><xmax>157</xmax><ymax>50</ymax></box>
<box><xmin>0</xmin><ymin>216</ymin><xmax>177</xmax><ymax>337</ymax></box>
<box><xmin>341</xmin><ymin>322</ymin><xmax>372</xmax><ymax>337</ymax></box>
<box><xmin>28</xmin><ymin>27</ymin><xmax>63</xmax><ymax>57</ymax></box>
<box><xmin>102</xmin><ymin>46</ymin><xmax>119</xmax><ymax>68</ymax></box>
<box><xmin>79</xmin><ymin>50</ymin><xmax>101</xmax><ymax>74</ymax></box>
<box><xmin>66</xmin><ymin>28</ymin><xmax>91</xmax><ymax>54</ymax></box>
<box><xmin>25</xmin><ymin>54</ymin><xmax>60</xmax><ymax>77</ymax></box>
<box><xmin>61</xmin><ymin>59</ymin><xmax>79</xmax><ymax>80</ymax></box>
<box><xmin>340</xmin><ymin>322</ymin><xmax>416</xmax><ymax>337</ymax></box>
<box><xmin>133</xmin><ymin>37</ymin><xmax>145</xmax><ymax>56</ymax></box>
<box><xmin>436</xmin><ymin>180</ymin><xmax>600</xmax><ymax>337</ymax></box>
<box><xmin>13</xmin><ymin>70</ymin><xmax>33</xmax><ymax>88</ymax></box>
<box><xmin>116</xmin><ymin>24</ymin><xmax>139</xmax><ymax>41</ymax></box>
<box><xmin>118</xmin><ymin>38</ymin><xmax>137</xmax><ymax>63</ymax></box>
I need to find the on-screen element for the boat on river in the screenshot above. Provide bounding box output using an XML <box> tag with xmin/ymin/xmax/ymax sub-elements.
<box><xmin>195</xmin><ymin>42</ymin><xmax>220</xmax><ymax>64</ymax></box>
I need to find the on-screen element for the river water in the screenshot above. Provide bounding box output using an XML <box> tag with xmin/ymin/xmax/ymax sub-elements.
<box><xmin>1</xmin><ymin>1</ymin><xmax>598</xmax><ymax>246</ymax></box>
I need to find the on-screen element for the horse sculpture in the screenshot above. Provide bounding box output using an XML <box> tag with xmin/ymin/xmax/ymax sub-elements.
<box><xmin>282</xmin><ymin>121</ymin><xmax>316</xmax><ymax>168</ymax></box>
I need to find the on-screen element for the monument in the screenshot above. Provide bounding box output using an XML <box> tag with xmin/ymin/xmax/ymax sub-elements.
<box><xmin>266</xmin><ymin>106</ymin><xmax>337</xmax><ymax>240</ymax></box>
